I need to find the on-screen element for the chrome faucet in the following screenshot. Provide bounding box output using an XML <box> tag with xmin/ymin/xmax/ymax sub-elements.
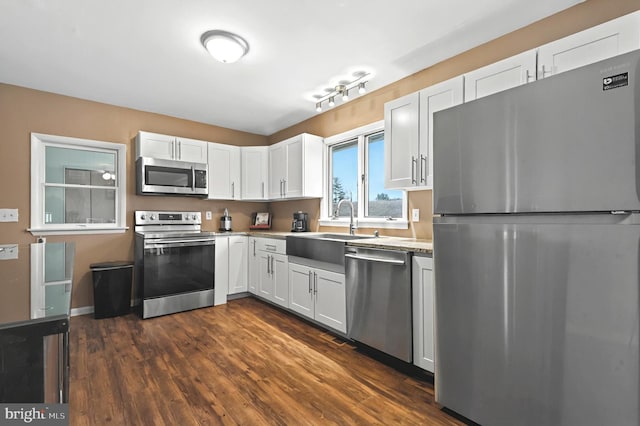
<box><xmin>334</xmin><ymin>199</ymin><xmax>356</xmax><ymax>235</ymax></box>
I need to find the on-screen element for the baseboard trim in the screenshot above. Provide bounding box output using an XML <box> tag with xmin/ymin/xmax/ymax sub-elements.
<box><xmin>71</xmin><ymin>306</ymin><xmax>94</xmax><ymax>317</ymax></box>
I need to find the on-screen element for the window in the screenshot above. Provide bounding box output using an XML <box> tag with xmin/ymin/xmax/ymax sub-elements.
<box><xmin>322</xmin><ymin>121</ymin><xmax>407</xmax><ymax>228</ymax></box>
<box><xmin>30</xmin><ymin>133</ymin><xmax>127</xmax><ymax>235</ymax></box>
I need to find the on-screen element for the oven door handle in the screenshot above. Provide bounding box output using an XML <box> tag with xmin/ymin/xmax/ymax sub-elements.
<box><xmin>144</xmin><ymin>239</ymin><xmax>215</xmax><ymax>249</ymax></box>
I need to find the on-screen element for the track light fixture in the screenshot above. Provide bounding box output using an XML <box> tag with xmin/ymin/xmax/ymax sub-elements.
<box><xmin>312</xmin><ymin>72</ymin><xmax>370</xmax><ymax>112</ymax></box>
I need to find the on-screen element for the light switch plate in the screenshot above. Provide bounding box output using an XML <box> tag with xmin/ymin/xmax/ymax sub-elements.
<box><xmin>0</xmin><ymin>209</ymin><xmax>18</xmax><ymax>222</ymax></box>
<box><xmin>412</xmin><ymin>209</ymin><xmax>420</xmax><ymax>222</ymax></box>
<box><xmin>205</xmin><ymin>211</ymin><xmax>212</xmax><ymax>220</ymax></box>
<box><xmin>0</xmin><ymin>244</ymin><xmax>18</xmax><ymax>260</ymax></box>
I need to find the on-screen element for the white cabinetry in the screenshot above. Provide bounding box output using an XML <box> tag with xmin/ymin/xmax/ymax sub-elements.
<box><xmin>207</xmin><ymin>142</ymin><xmax>241</xmax><ymax>200</ymax></box>
<box><xmin>241</xmin><ymin>147</ymin><xmax>269</xmax><ymax>200</ymax></box>
<box><xmin>384</xmin><ymin>77</ymin><xmax>463</xmax><ymax>190</ymax></box>
<box><xmin>255</xmin><ymin>238</ymin><xmax>288</xmax><ymax>308</ymax></box>
<box><xmin>136</xmin><ymin>131</ymin><xmax>208</xmax><ymax>163</ymax></box>
<box><xmin>214</xmin><ymin>235</ymin><xmax>248</xmax><ymax>304</ymax></box>
<box><xmin>247</xmin><ymin>237</ymin><xmax>259</xmax><ymax>294</ymax></box>
<box><xmin>412</xmin><ymin>255</ymin><xmax>434</xmax><ymax>372</ymax></box>
<box><xmin>538</xmin><ymin>11</ymin><xmax>640</xmax><ymax>79</ymax></box>
<box><xmin>464</xmin><ymin>50</ymin><xmax>536</xmax><ymax>102</ymax></box>
<box><xmin>289</xmin><ymin>263</ymin><xmax>347</xmax><ymax>333</ymax></box>
<box><xmin>268</xmin><ymin>134</ymin><xmax>323</xmax><ymax>199</ymax></box>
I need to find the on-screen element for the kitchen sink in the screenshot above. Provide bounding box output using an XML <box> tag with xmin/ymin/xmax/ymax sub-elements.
<box><xmin>286</xmin><ymin>233</ymin><xmax>376</xmax><ymax>269</ymax></box>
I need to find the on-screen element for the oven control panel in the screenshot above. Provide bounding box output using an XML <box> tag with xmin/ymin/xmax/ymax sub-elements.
<box><xmin>135</xmin><ymin>210</ymin><xmax>201</xmax><ymax>225</ymax></box>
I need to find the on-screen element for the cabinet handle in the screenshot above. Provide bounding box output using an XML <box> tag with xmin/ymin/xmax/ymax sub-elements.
<box><xmin>283</xmin><ymin>179</ymin><xmax>286</xmax><ymax>196</ymax></box>
<box><xmin>178</xmin><ymin>141</ymin><xmax>182</xmax><ymax>159</ymax></box>
<box><xmin>266</xmin><ymin>255</ymin><xmax>271</xmax><ymax>274</ymax></box>
<box><xmin>525</xmin><ymin>69</ymin><xmax>535</xmax><ymax>82</ymax></box>
<box><xmin>308</xmin><ymin>271</ymin><xmax>313</xmax><ymax>293</ymax></box>
<box><xmin>262</xmin><ymin>182</ymin><xmax>265</xmax><ymax>198</ymax></box>
<box><xmin>313</xmin><ymin>272</ymin><xmax>318</xmax><ymax>295</ymax></box>
<box><xmin>172</xmin><ymin>141</ymin><xmax>177</xmax><ymax>160</ymax></box>
<box><xmin>253</xmin><ymin>240</ymin><xmax>256</xmax><ymax>256</ymax></box>
<box><xmin>265</xmin><ymin>244</ymin><xmax>276</xmax><ymax>251</ymax></box>
<box><xmin>539</xmin><ymin>65</ymin><xmax>552</xmax><ymax>79</ymax></box>
<box><xmin>411</xmin><ymin>156</ymin><xmax>417</xmax><ymax>184</ymax></box>
<box><xmin>420</xmin><ymin>154</ymin><xmax>427</xmax><ymax>183</ymax></box>
<box><xmin>270</xmin><ymin>256</ymin><xmax>275</xmax><ymax>275</ymax></box>
<box><xmin>232</xmin><ymin>182</ymin><xmax>235</xmax><ymax>199</ymax></box>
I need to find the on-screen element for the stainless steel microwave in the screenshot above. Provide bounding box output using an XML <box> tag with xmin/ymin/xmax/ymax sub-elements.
<box><xmin>136</xmin><ymin>157</ymin><xmax>208</xmax><ymax>196</ymax></box>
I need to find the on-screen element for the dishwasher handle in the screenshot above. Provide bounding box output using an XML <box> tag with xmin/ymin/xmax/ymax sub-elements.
<box><xmin>345</xmin><ymin>253</ymin><xmax>406</xmax><ymax>265</ymax></box>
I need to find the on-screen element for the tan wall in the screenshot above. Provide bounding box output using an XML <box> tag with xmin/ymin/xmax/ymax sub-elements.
<box><xmin>1</xmin><ymin>0</ymin><xmax>638</xmax><ymax>309</ymax></box>
<box><xmin>266</xmin><ymin>0</ymin><xmax>640</xmax><ymax>239</ymax></box>
<box><xmin>0</xmin><ymin>84</ymin><xmax>268</xmax><ymax>308</ymax></box>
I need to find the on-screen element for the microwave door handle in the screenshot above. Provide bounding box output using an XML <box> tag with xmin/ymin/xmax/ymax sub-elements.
<box><xmin>191</xmin><ymin>165</ymin><xmax>195</xmax><ymax>192</ymax></box>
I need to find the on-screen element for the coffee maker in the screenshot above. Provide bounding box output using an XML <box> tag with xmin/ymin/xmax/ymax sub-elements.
<box><xmin>291</xmin><ymin>211</ymin><xmax>309</xmax><ymax>232</ymax></box>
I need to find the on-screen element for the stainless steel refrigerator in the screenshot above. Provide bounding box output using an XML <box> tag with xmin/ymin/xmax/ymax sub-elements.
<box><xmin>432</xmin><ymin>49</ymin><xmax>640</xmax><ymax>426</ymax></box>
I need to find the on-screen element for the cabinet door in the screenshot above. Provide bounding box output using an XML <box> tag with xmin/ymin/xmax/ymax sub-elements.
<box><xmin>136</xmin><ymin>132</ymin><xmax>176</xmax><ymax>160</ymax></box>
<box><xmin>288</xmin><ymin>263</ymin><xmax>314</xmax><ymax>319</ymax></box>
<box><xmin>314</xmin><ymin>269</ymin><xmax>346</xmax><ymax>333</ymax></box>
<box><xmin>284</xmin><ymin>136</ymin><xmax>303</xmax><ymax>198</ymax></box>
<box><xmin>464</xmin><ymin>50</ymin><xmax>536</xmax><ymax>102</ymax></box>
<box><xmin>420</xmin><ymin>76</ymin><xmax>464</xmax><ymax>189</ymax></box>
<box><xmin>228</xmin><ymin>236</ymin><xmax>248</xmax><ymax>294</ymax></box>
<box><xmin>247</xmin><ymin>238</ymin><xmax>259</xmax><ymax>294</ymax></box>
<box><xmin>208</xmin><ymin>143</ymin><xmax>240</xmax><ymax>200</ymax></box>
<box><xmin>214</xmin><ymin>236</ymin><xmax>229</xmax><ymax>306</ymax></box>
<box><xmin>268</xmin><ymin>144</ymin><xmax>286</xmax><ymax>198</ymax></box>
<box><xmin>258</xmin><ymin>253</ymin><xmax>273</xmax><ymax>299</ymax></box>
<box><xmin>175</xmin><ymin>137</ymin><xmax>208</xmax><ymax>163</ymax></box>
<box><xmin>412</xmin><ymin>256</ymin><xmax>434</xmax><ymax>372</ymax></box>
<box><xmin>538</xmin><ymin>11</ymin><xmax>640</xmax><ymax>79</ymax></box>
<box><xmin>241</xmin><ymin>147</ymin><xmax>268</xmax><ymax>200</ymax></box>
<box><xmin>384</xmin><ymin>92</ymin><xmax>420</xmax><ymax>189</ymax></box>
<box><xmin>271</xmin><ymin>253</ymin><xmax>289</xmax><ymax>308</ymax></box>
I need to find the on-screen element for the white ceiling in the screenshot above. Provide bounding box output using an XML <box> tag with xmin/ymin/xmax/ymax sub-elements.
<box><xmin>0</xmin><ymin>0</ymin><xmax>584</xmax><ymax>136</ymax></box>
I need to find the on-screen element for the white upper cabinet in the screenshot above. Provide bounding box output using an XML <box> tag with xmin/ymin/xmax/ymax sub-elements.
<box><xmin>538</xmin><ymin>11</ymin><xmax>640</xmax><ymax>79</ymax></box>
<box><xmin>385</xmin><ymin>77</ymin><xmax>463</xmax><ymax>190</ymax></box>
<box><xmin>241</xmin><ymin>146</ymin><xmax>269</xmax><ymax>200</ymax></box>
<box><xmin>384</xmin><ymin>92</ymin><xmax>419</xmax><ymax>189</ymax></box>
<box><xmin>174</xmin><ymin>137</ymin><xmax>210</xmax><ymax>163</ymax></box>
<box><xmin>419</xmin><ymin>76</ymin><xmax>464</xmax><ymax>189</ymax></box>
<box><xmin>268</xmin><ymin>133</ymin><xmax>323</xmax><ymax>200</ymax></box>
<box><xmin>464</xmin><ymin>49</ymin><xmax>537</xmax><ymax>102</ymax></box>
<box><xmin>136</xmin><ymin>131</ymin><xmax>208</xmax><ymax>163</ymax></box>
<box><xmin>207</xmin><ymin>142</ymin><xmax>241</xmax><ymax>200</ymax></box>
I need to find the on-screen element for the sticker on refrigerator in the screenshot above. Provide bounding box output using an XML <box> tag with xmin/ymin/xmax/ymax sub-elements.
<box><xmin>603</xmin><ymin>72</ymin><xmax>628</xmax><ymax>91</ymax></box>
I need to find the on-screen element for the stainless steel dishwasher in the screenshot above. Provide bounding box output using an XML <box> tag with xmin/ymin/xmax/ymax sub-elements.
<box><xmin>345</xmin><ymin>246</ymin><xmax>412</xmax><ymax>362</ymax></box>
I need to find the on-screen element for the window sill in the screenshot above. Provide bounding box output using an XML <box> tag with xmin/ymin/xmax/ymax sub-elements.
<box><xmin>28</xmin><ymin>227</ymin><xmax>129</xmax><ymax>236</ymax></box>
<box><xmin>318</xmin><ymin>218</ymin><xmax>408</xmax><ymax>230</ymax></box>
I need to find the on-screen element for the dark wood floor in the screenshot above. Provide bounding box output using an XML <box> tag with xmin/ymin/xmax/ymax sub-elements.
<box><xmin>69</xmin><ymin>297</ymin><xmax>464</xmax><ymax>425</ymax></box>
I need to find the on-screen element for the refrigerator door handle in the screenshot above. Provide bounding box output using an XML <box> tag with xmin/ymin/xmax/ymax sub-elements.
<box><xmin>411</xmin><ymin>156</ymin><xmax>417</xmax><ymax>185</ymax></box>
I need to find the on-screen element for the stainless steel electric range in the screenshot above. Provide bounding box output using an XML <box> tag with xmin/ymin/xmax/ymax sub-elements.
<box><xmin>134</xmin><ymin>211</ymin><xmax>215</xmax><ymax>319</ymax></box>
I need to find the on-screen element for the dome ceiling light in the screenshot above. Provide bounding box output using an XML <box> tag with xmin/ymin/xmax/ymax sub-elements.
<box><xmin>201</xmin><ymin>30</ymin><xmax>249</xmax><ymax>64</ymax></box>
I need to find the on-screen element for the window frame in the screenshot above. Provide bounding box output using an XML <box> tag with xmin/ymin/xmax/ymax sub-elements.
<box><xmin>320</xmin><ymin>121</ymin><xmax>408</xmax><ymax>229</ymax></box>
<box><xmin>30</xmin><ymin>133</ymin><xmax>128</xmax><ymax>235</ymax></box>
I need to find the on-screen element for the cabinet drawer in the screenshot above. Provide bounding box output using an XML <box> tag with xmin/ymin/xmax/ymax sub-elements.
<box><xmin>256</xmin><ymin>238</ymin><xmax>286</xmax><ymax>254</ymax></box>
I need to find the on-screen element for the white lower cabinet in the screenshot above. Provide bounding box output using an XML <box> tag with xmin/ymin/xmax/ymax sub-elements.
<box><xmin>215</xmin><ymin>235</ymin><xmax>248</xmax><ymax>305</ymax></box>
<box><xmin>247</xmin><ymin>237</ymin><xmax>259</xmax><ymax>294</ymax></box>
<box><xmin>253</xmin><ymin>237</ymin><xmax>289</xmax><ymax>308</ymax></box>
<box><xmin>289</xmin><ymin>263</ymin><xmax>346</xmax><ymax>333</ymax></box>
<box><xmin>412</xmin><ymin>255</ymin><xmax>434</xmax><ymax>372</ymax></box>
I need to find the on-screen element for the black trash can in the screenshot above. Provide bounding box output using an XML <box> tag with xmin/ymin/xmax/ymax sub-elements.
<box><xmin>90</xmin><ymin>261</ymin><xmax>134</xmax><ymax>319</ymax></box>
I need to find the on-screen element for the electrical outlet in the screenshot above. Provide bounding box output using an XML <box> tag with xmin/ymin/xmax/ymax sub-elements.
<box><xmin>205</xmin><ymin>211</ymin><xmax>212</xmax><ymax>220</ymax></box>
<box><xmin>0</xmin><ymin>245</ymin><xmax>18</xmax><ymax>260</ymax></box>
<box><xmin>0</xmin><ymin>209</ymin><xmax>18</xmax><ymax>222</ymax></box>
<box><xmin>412</xmin><ymin>209</ymin><xmax>420</xmax><ymax>222</ymax></box>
